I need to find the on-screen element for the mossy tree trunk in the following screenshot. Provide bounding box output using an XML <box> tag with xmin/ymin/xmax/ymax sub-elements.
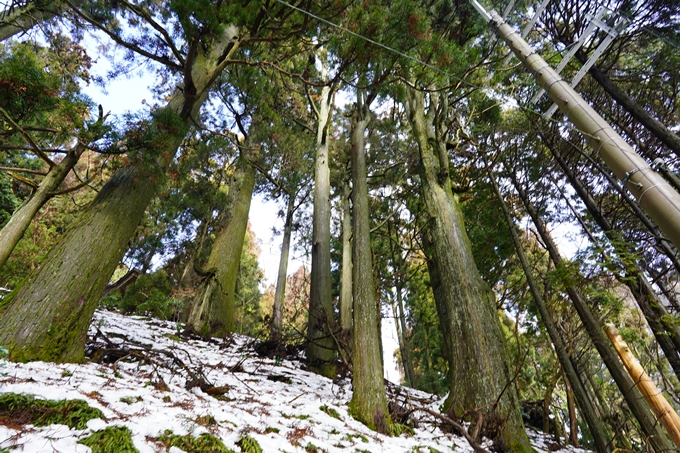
<box><xmin>185</xmin><ymin>149</ymin><xmax>256</xmax><ymax>338</ymax></box>
<box><xmin>271</xmin><ymin>190</ymin><xmax>296</xmax><ymax>343</ymax></box>
<box><xmin>0</xmin><ymin>27</ymin><xmax>241</xmax><ymax>363</ymax></box>
<box><xmin>0</xmin><ymin>0</ymin><xmax>63</xmax><ymax>42</ymax></box>
<box><xmin>403</xmin><ymin>86</ymin><xmax>532</xmax><ymax>452</ymax></box>
<box><xmin>306</xmin><ymin>52</ymin><xmax>336</xmax><ymax>377</ymax></box>
<box><xmin>507</xmin><ymin>165</ymin><xmax>676</xmax><ymax>453</ymax></box>
<box><xmin>347</xmin><ymin>94</ymin><xmax>390</xmax><ymax>433</ymax></box>
<box><xmin>0</xmin><ymin>142</ymin><xmax>84</xmax><ymax>268</ymax></box>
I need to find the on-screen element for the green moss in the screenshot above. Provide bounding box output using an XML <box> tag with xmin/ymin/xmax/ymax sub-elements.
<box><xmin>157</xmin><ymin>430</ymin><xmax>234</xmax><ymax>452</ymax></box>
<box><xmin>237</xmin><ymin>434</ymin><xmax>263</xmax><ymax>453</ymax></box>
<box><xmin>0</xmin><ymin>393</ymin><xmax>103</xmax><ymax>429</ymax></box>
<box><xmin>282</xmin><ymin>413</ymin><xmax>310</xmax><ymax>420</ymax></box>
<box><xmin>320</xmin><ymin>405</ymin><xmax>341</xmax><ymax>419</ymax></box>
<box><xmin>119</xmin><ymin>396</ymin><xmax>143</xmax><ymax>405</ymax></box>
<box><xmin>263</xmin><ymin>426</ymin><xmax>280</xmax><ymax>434</ymax></box>
<box><xmin>344</xmin><ymin>433</ymin><xmax>368</xmax><ymax>443</ymax></box>
<box><xmin>78</xmin><ymin>426</ymin><xmax>138</xmax><ymax>453</ymax></box>
<box><xmin>388</xmin><ymin>422</ymin><xmax>415</xmax><ymax>437</ymax></box>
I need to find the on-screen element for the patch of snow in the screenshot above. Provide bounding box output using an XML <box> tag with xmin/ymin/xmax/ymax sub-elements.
<box><xmin>1</xmin><ymin>310</ymin><xmax>591</xmax><ymax>453</ymax></box>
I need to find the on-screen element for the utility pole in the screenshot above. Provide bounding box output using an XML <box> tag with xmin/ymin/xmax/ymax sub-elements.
<box><xmin>468</xmin><ymin>0</ymin><xmax>680</xmax><ymax>252</ymax></box>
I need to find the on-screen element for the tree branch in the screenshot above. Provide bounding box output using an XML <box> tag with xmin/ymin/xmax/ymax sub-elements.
<box><xmin>0</xmin><ymin>107</ymin><xmax>55</xmax><ymax>167</ymax></box>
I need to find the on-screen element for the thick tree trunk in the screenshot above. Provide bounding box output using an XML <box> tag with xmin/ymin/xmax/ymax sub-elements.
<box><xmin>306</xmin><ymin>54</ymin><xmax>336</xmax><ymax>377</ymax></box>
<box><xmin>0</xmin><ymin>0</ymin><xmax>63</xmax><ymax>42</ymax></box>
<box><xmin>340</xmin><ymin>180</ymin><xmax>353</xmax><ymax>331</ymax></box>
<box><xmin>576</xmin><ymin>53</ymin><xmax>680</xmax><ymax>159</ymax></box>
<box><xmin>487</xmin><ymin>165</ymin><xmax>611</xmax><ymax>453</ymax></box>
<box><xmin>507</xmin><ymin>167</ymin><xmax>676</xmax><ymax>453</ymax></box>
<box><xmin>185</xmin><ymin>153</ymin><xmax>256</xmax><ymax>337</ymax></box>
<box><xmin>0</xmin><ymin>27</ymin><xmax>241</xmax><ymax>362</ymax></box>
<box><xmin>546</xmin><ymin>136</ymin><xmax>680</xmax><ymax>378</ymax></box>
<box><xmin>348</xmin><ymin>96</ymin><xmax>390</xmax><ymax>433</ymax></box>
<box><xmin>404</xmin><ymin>87</ymin><xmax>531</xmax><ymax>452</ymax></box>
<box><xmin>271</xmin><ymin>192</ymin><xmax>295</xmax><ymax>343</ymax></box>
<box><xmin>0</xmin><ymin>143</ymin><xmax>83</xmax><ymax>268</ymax></box>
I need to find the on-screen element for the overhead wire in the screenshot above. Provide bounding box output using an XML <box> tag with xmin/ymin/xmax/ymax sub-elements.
<box><xmin>273</xmin><ymin>0</ymin><xmax>566</xmax><ymax>127</ymax></box>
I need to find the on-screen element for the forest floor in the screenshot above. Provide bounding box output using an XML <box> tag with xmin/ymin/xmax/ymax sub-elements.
<box><xmin>0</xmin><ymin>310</ymin><xmax>590</xmax><ymax>453</ymax></box>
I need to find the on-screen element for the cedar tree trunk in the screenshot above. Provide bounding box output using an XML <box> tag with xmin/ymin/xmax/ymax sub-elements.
<box><xmin>306</xmin><ymin>53</ymin><xmax>336</xmax><ymax>377</ymax></box>
<box><xmin>0</xmin><ymin>143</ymin><xmax>83</xmax><ymax>268</ymax></box>
<box><xmin>0</xmin><ymin>27</ymin><xmax>241</xmax><ymax>362</ymax></box>
<box><xmin>404</xmin><ymin>86</ymin><xmax>532</xmax><ymax>452</ymax></box>
<box><xmin>271</xmin><ymin>190</ymin><xmax>295</xmax><ymax>343</ymax></box>
<box><xmin>507</xmin><ymin>166</ymin><xmax>676</xmax><ymax>453</ymax></box>
<box><xmin>186</xmin><ymin>151</ymin><xmax>256</xmax><ymax>337</ymax></box>
<box><xmin>348</xmin><ymin>96</ymin><xmax>390</xmax><ymax>433</ymax></box>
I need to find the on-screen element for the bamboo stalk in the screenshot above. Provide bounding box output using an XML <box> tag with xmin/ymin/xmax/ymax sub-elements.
<box><xmin>605</xmin><ymin>324</ymin><xmax>680</xmax><ymax>448</ymax></box>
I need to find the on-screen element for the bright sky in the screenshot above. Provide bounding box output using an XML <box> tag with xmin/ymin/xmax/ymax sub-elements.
<box><xmin>80</xmin><ymin>38</ymin><xmax>401</xmax><ymax>383</ymax></box>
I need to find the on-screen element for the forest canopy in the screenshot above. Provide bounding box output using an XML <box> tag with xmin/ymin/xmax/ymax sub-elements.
<box><xmin>0</xmin><ymin>0</ymin><xmax>679</xmax><ymax>452</ymax></box>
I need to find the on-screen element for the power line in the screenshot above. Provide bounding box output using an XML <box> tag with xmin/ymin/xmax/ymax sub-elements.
<box><xmin>273</xmin><ymin>0</ymin><xmax>477</xmax><ymax>89</ymax></box>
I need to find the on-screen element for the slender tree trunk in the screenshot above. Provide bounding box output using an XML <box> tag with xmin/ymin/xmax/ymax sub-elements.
<box><xmin>386</xmin><ymin>220</ymin><xmax>416</xmax><ymax>387</ymax></box>
<box><xmin>506</xmin><ymin>165</ymin><xmax>676</xmax><ymax>453</ymax></box>
<box><xmin>546</xmin><ymin>136</ymin><xmax>680</xmax><ymax>378</ymax></box>
<box><xmin>404</xmin><ymin>86</ymin><xmax>531</xmax><ymax>452</ymax></box>
<box><xmin>392</xmin><ymin>285</ymin><xmax>416</xmax><ymax>387</ymax></box>
<box><xmin>0</xmin><ymin>143</ymin><xmax>83</xmax><ymax>268</ymax></box>
<box><xmin>340</xmin><ymin>180</ymin><xmax>353</xmax><ymax>331</ymax></box>
<box><xmin>0</xmin><ymin>0</ymin><xmax>63</xmax><ymax>42</ymax></box>
<box><xmin>348</xmin><ymin>93</ymin><xmax>390</xmax><ymax>433</ymax></box>
<box><xmin>271</xmin><ymin>192</ymin><xmax>295</xmax><ymax>343</ymax></box>
<box><xmin>576</xmin><ymin>53</ymin><xmax>680</xmax><ymax>158</ymax></box>
<box><xmin>487</xmin><ymin>163</ymin><xmax>611</xmax><ymax>453</ymax></box>
<box><xmin>180</xmin><ymin>219</ymin><xmax>208</xmax><ymax>287</ymax></box>
<box><xmin>306</xmin><ymin>52</ymin><xmax>336</xmax><ymax>377</ymax></box>
<box><xmin>185</xmin><ymin>151</ymin><xmax>256</xmax><ymax>337</ymax></box>
<box><xmin>0</xmin><ymin>27</ymin><xmax>241</xmax><ymax>363</ymax></box>
<box><xmin>564</xmin><ymin>377</ymin><xmax>578</xmax><ymax>447</ymax></box>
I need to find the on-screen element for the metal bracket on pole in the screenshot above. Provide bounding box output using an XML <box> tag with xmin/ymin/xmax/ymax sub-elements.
<box><xmin>543</xmin><ymin>14</ymin><xmax>629</xmax><ymax>118</ymax></box>
<box><xmin>502</xmin><ymin>0</ymin><xmax>551</xmax><ymax>65</ymax></box>
<box><xmin>470</xmin><ymin>1</ymin><xmax>680</xmax><ymax>255</ymax></box>
<box><xmin>530</xmin><ymin>8</ymin><xmax>606</xmax><ymax>104</ymax></box>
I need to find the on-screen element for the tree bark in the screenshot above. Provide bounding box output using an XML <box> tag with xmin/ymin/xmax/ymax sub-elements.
<box><xmin>185</xmin><ymin>151</ymin><xmax>256</xmax><ymax>338</ymax></box>
<box><xmin>0</xmin><ymin>143</ymin><xmax>84</xmax><ymax>268</ymax></box>
<box><xmin>404</xmin><ymin>86</ymin><xmax>532</xmax><ymax>452</ymax></box>
<box><xmin>0</xmin><ymin>0</ymin><xmax>63</xmax><ymax>42</ymax></box>
<box><xmin>340</xmin><ymin>180</ymin><xmax>353</xmax><ymax>331</ymax></box>
<box><xmin>306</xmin><ymin>52</ymin><xmax>336</xmax><ymax>377</ymax></box>
<box><xmin>506</xmin><ymin>165</ymin><xmax>676</xmax><ymax>453</ymax></box>
<box><xmin>271</xmin><ymin>191</ymin><xmax>295</xmax><ymax>343</ymax></box>
<box><xmin>348</xmin><ymin>93</ymin><xmax>390</xmax><ymax>433</ymax></box>
<box><xmin>487</xmin><ymin>163</ymin><xmax>611</xmax><ymax>453</ymax></box>
<box><xmin>576</xmin><ymin>53</ymin><xmax>680</xmax><ymax>159</ymax></box>
<box><xmin>0</xmin><ymin>27</ymin><xmax>241</xmax><ymax>363</ymax></box>
<box><xmin>545</xmin><ymin>135</ymin><xmax>680</xmax><ymax>379</ymax></box>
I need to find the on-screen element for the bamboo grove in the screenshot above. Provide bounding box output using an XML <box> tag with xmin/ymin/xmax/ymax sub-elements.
<box><xmin>0</xmin><ymin>0</ymin><xmax>679</xmax><ymax>451</ymax></box>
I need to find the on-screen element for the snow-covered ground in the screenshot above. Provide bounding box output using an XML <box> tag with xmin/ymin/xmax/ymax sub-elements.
<box><xmin>1</xmin><ymin>310</ymin><xmax>589</xmax><ymax>453</ymax></box>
